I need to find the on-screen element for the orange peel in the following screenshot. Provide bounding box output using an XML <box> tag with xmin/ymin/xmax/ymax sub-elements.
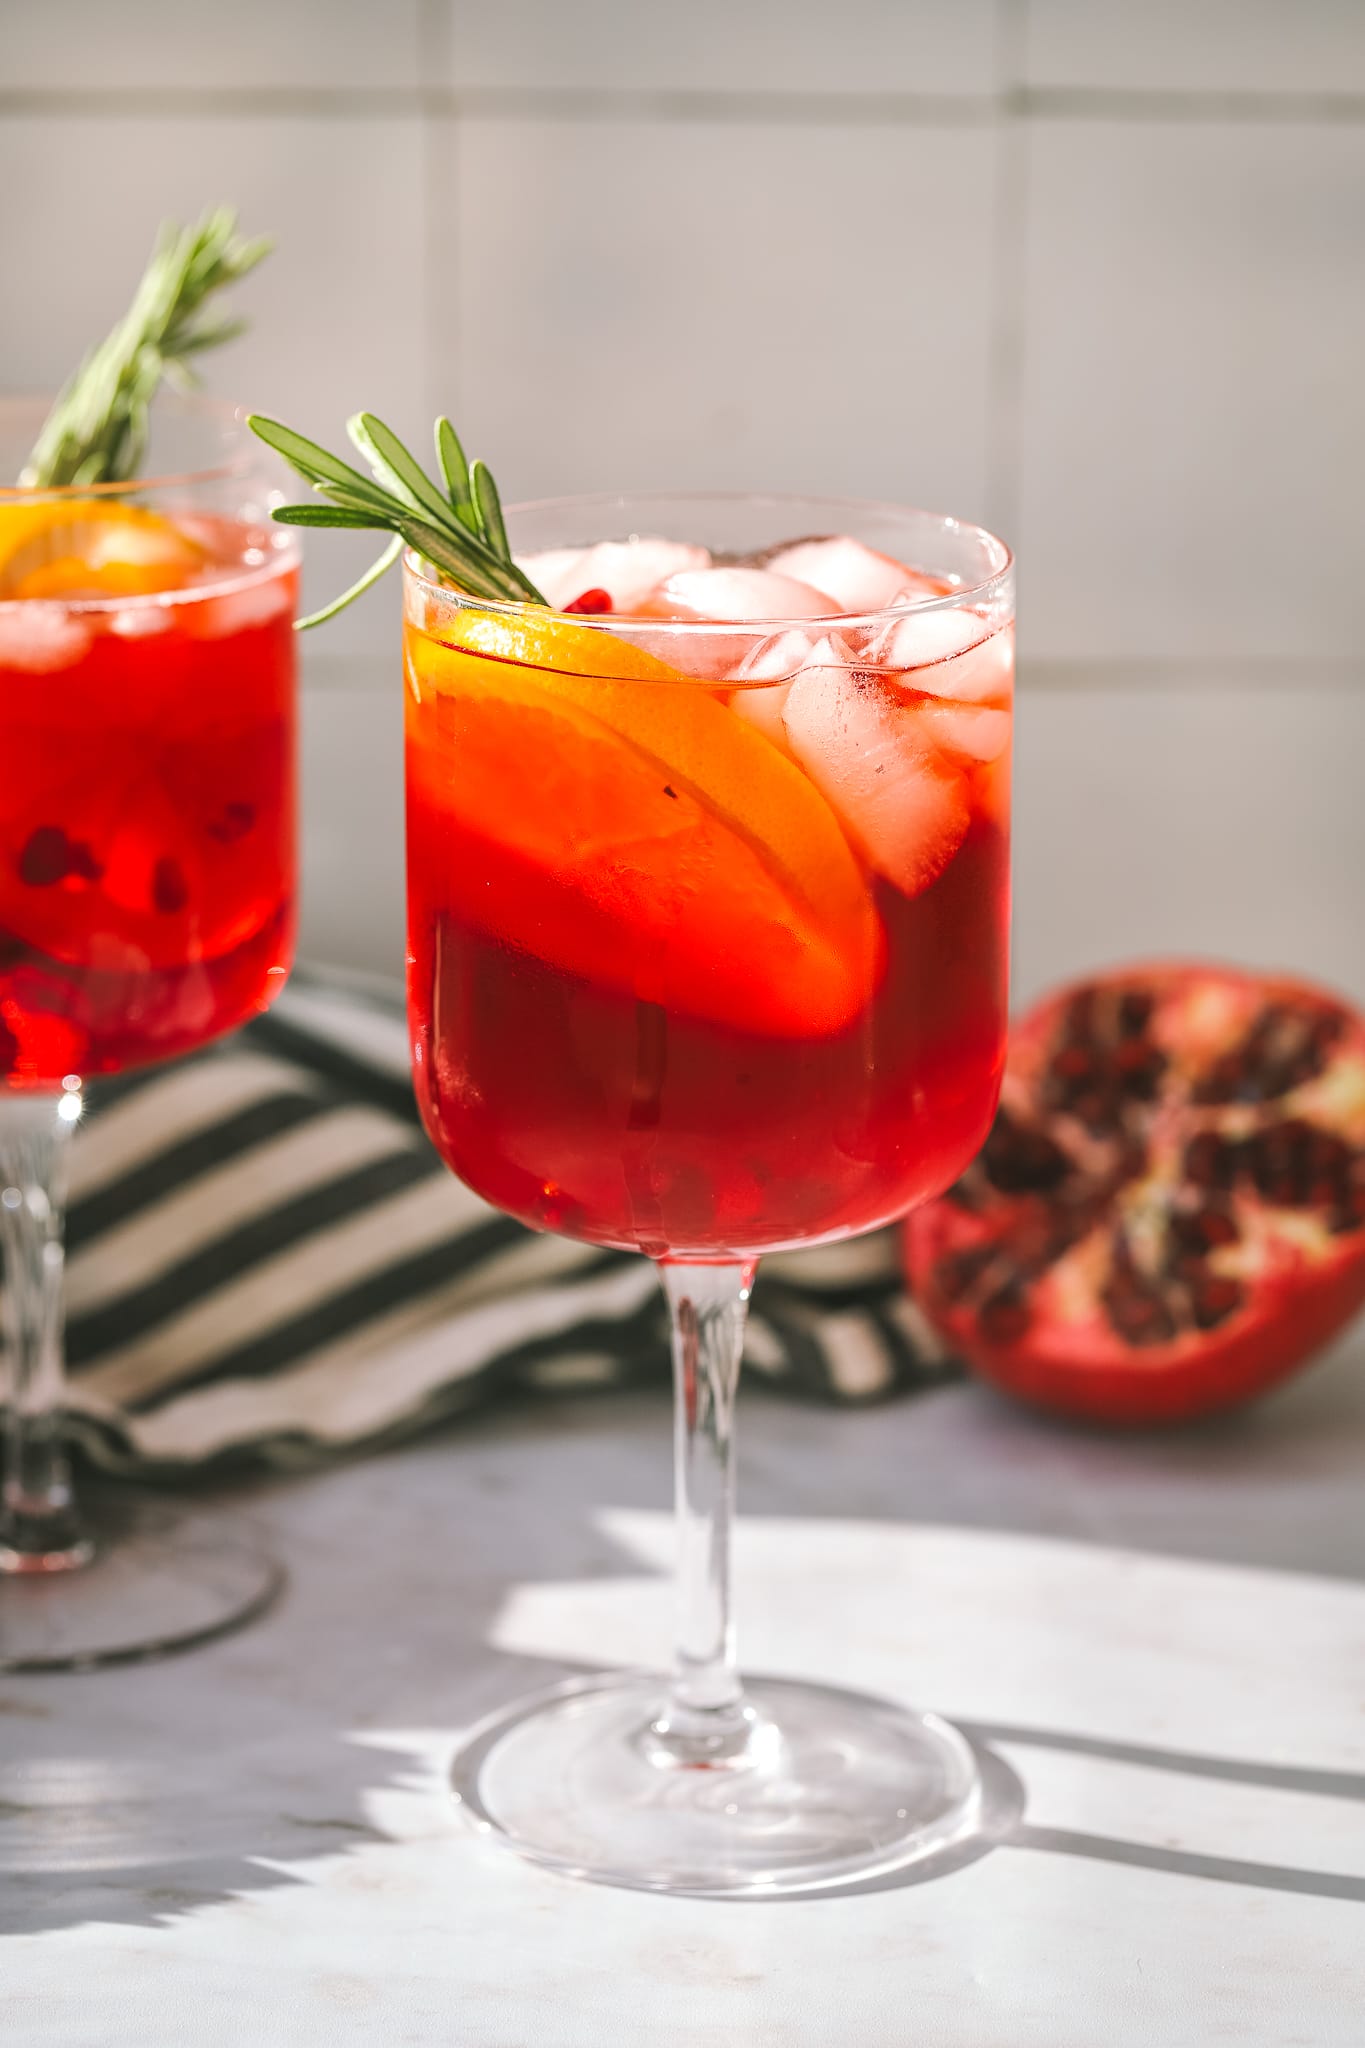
<box><xmin>406</xmin><ymin>608</ymin><xmax>882</xmax><ymax>1036</ymax></box>
<box><xmin>0</xmin><ymin>499</ymin><xmax>204</xmax><ymax>601</ymax></box>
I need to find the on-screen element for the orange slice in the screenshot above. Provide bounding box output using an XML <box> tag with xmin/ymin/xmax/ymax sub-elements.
<box><xmin>0</xmin><ymin>499</ymin><xmax>204</xmax><ymax>601</ymax></box>
<box><xmin>406</xmin><ymin>609</ymin><xmax>881</xmax><ymax>1037</ymax></box>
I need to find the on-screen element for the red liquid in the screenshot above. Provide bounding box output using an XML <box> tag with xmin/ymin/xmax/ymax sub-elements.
<box><xmin>406</xmin><ymin>608</ymin><xmax>1011</xmax><ymax>1259</ymax></box>
<box><xmin>0</xmin><ymin>523</ymin><xmax>297</xmax><ymax>1084</ymax></box>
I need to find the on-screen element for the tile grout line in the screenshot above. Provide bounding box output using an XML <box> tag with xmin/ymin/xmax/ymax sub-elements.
<box><xmin>1017</xmin><ymin>84</ymin><xmax>1365</xmax><ymax>123</ymax></box>
<box><xmin>984</xmin><ymin>0</ymin><xmax>1031</xmax><ymax>550</ymax></box>
<box><xmin>1</xmin><ymin>85</ymin><xmax>1362</xmax><ymax>124</ymax></box>
<box><xmin>418</xmin><ymin>0</ymin><xmax>454</xmax><ymax>428</ymax></box>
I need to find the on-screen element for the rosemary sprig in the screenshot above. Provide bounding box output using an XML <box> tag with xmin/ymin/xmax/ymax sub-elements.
<box><xmin>22</xmin><ymin>207</ymin><xmax>272</xmax><ymax>489</ymax></box>
<box><xmin>247</xmin><ymin>412</ymin><xmax>548</xmax><ymax>627</ymax></box>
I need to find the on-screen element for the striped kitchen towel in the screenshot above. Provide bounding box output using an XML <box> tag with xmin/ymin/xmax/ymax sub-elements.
<box><xmin>52</xmin><ymin>973</ymin><xmax>955</xmax><ymax>1474</ymax></box>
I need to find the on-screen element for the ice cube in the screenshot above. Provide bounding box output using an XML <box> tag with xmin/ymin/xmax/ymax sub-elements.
<box><xmin>764</xmin><ymin>537</ymin><xmax>933</xmax><ymax>614</ymax></box>
<box><xmin>781</xmin><ymin>648</ymin><xmax>971</xmax><ymax>895</ymax></box>
<box><xmin>875</xmin><ymin>617</ymin><xmax>1015</xmax><ymax>706</ymax></box>
<box><xmin>641</xmin><ymin>567</ymin><xmax>837</xmax><ymax>623</ymax></box>
<box><xmin>517</xmin><ymin>538</ymin><xmax>711</xmax><ymax>613</ymax></box>
<box><xmin>736</xmin><ymin>626</ymin><xmax>826</xmax><ymax>682</ymax></box>
<box><xmin>512</xmin><ymin>546</ymin><xmax>585</xmax><ymax>609</ymax></box>
<box><xmin>188</xmin><ymin>570</ymin><xmax>294</xmax><ymax>639</ymax></box>
<box><xmin>628</xmin><ymin>569</ymin><xmax>841</xmax><ymax>681</ymax></box>
<box><xmin>727</xmin><ymin>627</ymin><xmax>819</xmax><ymax>747</ymax></box>
<box><xmin>110</xmin><ymin>602</ymin><xmax>174</xmax><ymax>639</ymax></box>
<box><xmin>864</xmin><ymin>608</ymin><xmax>989</xmax><ymax>674</ymax></box>
<box><xmin>730</xmin><ymin>682</ymin><xmax>790</xmax><ymax>748</ymax></box>
<box><xmin>917</xmin><ymin>701</ymin><xmax>1011</xmax><ymax>763</ymax></box>
<box><xmin>0</xmin><ymin>604</ymin><xmax>91</xmax><ymax>673</ymax></box>
<box><xmin>887</xmin><ymin>572</ymin><xmax>952</xmax><ymax>605</ymax></box>
<box><xmin>934</xmin><ymin>621</ymin><xmax>1014</xmax><ymax>705</ymax></box>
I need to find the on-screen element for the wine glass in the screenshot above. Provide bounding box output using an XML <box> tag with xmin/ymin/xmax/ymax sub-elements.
<box><xmin>0</xmin><ymin>397</ymin><xmax>298</xmax><ymax>1671</ymax></box>
<box><xmin>404</xmin><ymin>491</ymin><xmax>1012</xmax><ymax>1895</ymax></box>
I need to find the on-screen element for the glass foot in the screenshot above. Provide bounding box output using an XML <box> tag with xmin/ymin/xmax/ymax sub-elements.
<box><xmin>0</xmin><ymin>1492</ymin><xmax>283</xmax><ymax>1674</ymax></box>
<box><xmin>452</xmin><ymin>1671</ymin><xmax>982</xmax><ymax>1896</ymax></box>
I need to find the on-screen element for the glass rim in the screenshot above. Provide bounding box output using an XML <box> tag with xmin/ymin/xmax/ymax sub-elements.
<box><xmin>0</xmin><ymin>394</ymin><xmax>299</xmax><ymax>615</ymax></box>
<box><xmin>0</xmin><ymin>392</ymin><xmax>263</xmax><ymax>500</ymax></box>
<box><xmin>403</xmin><ymin>487</ymin><xmax>1014</xmax><ymax>637</ymax></box>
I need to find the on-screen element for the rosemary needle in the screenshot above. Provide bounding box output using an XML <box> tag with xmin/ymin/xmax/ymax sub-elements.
<box><xmin>248</xmin><ymin>411</ymin><xmax>548</xmax><ymax>626</ymax></box>
<box><xmin>22</xmin><ymin>207</ymin><xmax>272</xmax><ymax>489</ymax></box>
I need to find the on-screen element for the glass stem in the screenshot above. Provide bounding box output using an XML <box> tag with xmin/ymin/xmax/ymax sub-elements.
<box><xmin>653</xmin><ymin>1257</ymin><xmax>757</xmax><ymax>1762</ymax></box>
<box><xmin>0</xmin><ymin>1088</ymin><xmax>90</xmax><ymax>1573</ymax></box>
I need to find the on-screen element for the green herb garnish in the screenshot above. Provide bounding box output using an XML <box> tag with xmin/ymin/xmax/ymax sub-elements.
<box><xmin>246</xmin><ymin>413</ymin><xmax>548</xmax><ymax>627</ymax></box>
<box><xmin>22</xmin><ymin>207</ymin><xmax>272</xmax><ymax>490</ymax></box>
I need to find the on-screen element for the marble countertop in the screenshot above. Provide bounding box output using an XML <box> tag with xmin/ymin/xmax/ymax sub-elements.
<box><xmin>5</xmin><ymin>1324</ymin><xmax>1365</xmax><ymax>2046</ymax></box>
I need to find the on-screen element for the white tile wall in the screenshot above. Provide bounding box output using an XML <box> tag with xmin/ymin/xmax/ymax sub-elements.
<box><xmin>443</xmin><ymin>116</ymin><xmax>997</xmax><ymax>519</ymax></box>
<box><xmin>1</xmin><ymin>1</ymin><xmax>1362</xmax><ymax>995</ymax></box>
<box><xmin>1013</xmin><ymin>683</ymin><xmax>1365</xmax><ymax>1013</ymax></box>
<box><xmin>1023</xmin><ymin>1</ymin><xmax>1365</xmax><ymax>96</ymax></box>
<box><xmin>298</xmin><ymin>687</ymin><xmax>405</xmax><ymax>982</ymax></box>
<box><xmin>1</xmin><ymin>0</ymin><xmax>424</xmax><ymax>91</ymax></box>
<box><xmin>1016</xmin><ymin>120</ymin><xmax>1365</xmax><ymax>663</ymax></box>
<box><xmin>0</xmin><ymin>112</ymin><xmax>429</xmax><ymax>661</ymax></box>
<box><xmin>438</xmin><ymin>0</ymin><xmax>998</xmax><ymax>96</ymax></box>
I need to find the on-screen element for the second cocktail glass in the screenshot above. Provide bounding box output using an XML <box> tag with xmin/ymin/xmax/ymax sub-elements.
<box><xmin>0</xmin><ymin>398</ymin><xmax>298</xmax><ymax>1670</ymax></box>
<box><xmin>403</xmin><ymin>492</ymin><xmax>1014</xmax><ymax>1894</ymax></box>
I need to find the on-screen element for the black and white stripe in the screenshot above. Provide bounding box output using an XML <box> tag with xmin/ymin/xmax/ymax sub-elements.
<box><xmin>48</xmin><ymin>975</ymin><xmax>956</xmax><ymax>1474</ymax></box>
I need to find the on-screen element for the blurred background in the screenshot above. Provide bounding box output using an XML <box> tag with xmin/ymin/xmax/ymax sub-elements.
<box><xmin>3</xmin><ymin>0</ymin><xmax>1361</xmax><ymax>1008</ymax></box>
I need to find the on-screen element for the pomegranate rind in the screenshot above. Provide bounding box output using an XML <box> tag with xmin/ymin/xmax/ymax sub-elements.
<box><xmin>904</xmin><ymin>961</ymin><xmax>1365</xmax><ymax>1424</ymax></box>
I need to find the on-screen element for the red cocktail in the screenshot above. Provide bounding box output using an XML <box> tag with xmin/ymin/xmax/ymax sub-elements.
<box><xmin>400</xmin><ymin>492</ymin><xmax>1014</xmax><ymax>1896</ymax></box>
<box><xmin>406</xmin><ymin>512</ymin><xmax>1010</xmax><ymax>1258</ymax></box>
<box><xmin>0</xmin><ymin>500</ymin><xmax>297</xmax><ymax>1085</ymax></box>
<box><xmin>0</xmin><ymin>396</ymin><xmax>298</xmax><ymax>1671</ymax></box>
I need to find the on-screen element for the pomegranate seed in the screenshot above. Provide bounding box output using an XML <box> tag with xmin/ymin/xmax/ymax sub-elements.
<box><xmin>1188</xmin><ymin>1274</ymin><xmax>1245</xmax><ymax>1330</ymax></box>
<box><xmin>18</xmin><ymin>825</ymin><xmax>73</xmax><ymax>886</ymax></box>
<box><xmin>1102</xmin><ymin>1273</ymin><xmax>1178</xmax><ymax>1347</ymax></box>
<box><xmin>67</xmin><ymin>840</ymin><xmax>103</xmax><ymax>882</ymax></box>
<box><xmin>1169</xmin><ymin>1204</ymin><xmax>1240</xmax><ymax>1256</ymax></box>
<box><xmin>207</xmin><ymin>801</ymin><xmax>256</xmax><ymax>846</ymax></box>
<box><xmin>1329</xmin><ymin>1182</ymin><xmax>1365</xmax><ymax>1233</ymax></box>
<box><xmin>978</xmin><ymin>1284</ymin><xmax>1032</xmax><ymax>1343</ymax></box>
<box><xmin>981</xmin><ymin>1107</ymin><xmax>1071</xmax><ymax>1195</ymax></box>
<box><xmin>563</xmin><ymin>587</ymin><xmax>613</xmax><ymax>615</ymax></box>
<box><xmin>1051</xmin><ymin>1044</ymin><xmax>1100</xmax><ymax>1084</ymax></box>
<box><xmin>1183</xmin><ymin>1130</ymin><xmax>1239</xmax><ymax>1189</ymax></box>
<box><xmin>1118</xmin><ymin>988</ymin><xmax>1154</xmax><ymax>1036</ymax></box>
<box><xmin>934</xmin><ymin>1243</ymin><xmax>997</xmax><ymax>1302</ymax></box>
<box><xmin>1062</xmin><ymin>989</ymin><xmax>1098</xmax><ymax>1042</ymax></box>
<box><xmin>152</xmin><ymin>856</ymin><xmax>189</xmax><ymax>915</ymax></box>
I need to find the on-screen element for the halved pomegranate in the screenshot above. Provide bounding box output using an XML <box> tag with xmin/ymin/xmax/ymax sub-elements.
<box><xmin>904</xmin><ymin>963</ymin><xmax>1365</xmax><ymax>1423</ymax></box>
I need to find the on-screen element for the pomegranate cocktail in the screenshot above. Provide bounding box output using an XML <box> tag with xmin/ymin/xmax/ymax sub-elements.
<box><xmin>0</xmin><ymin>497</ymin><xmax>297</xmax><ymax>1084</ymax></box>
<box><xmin>1</xmin><ymin>211</ymin><xmax>299</xmax><ymax>1675</ymax></box>
<box><xmin>404</xmin><ymin>528</ymin><xmax>1012</xmax><ymax>1257</ymax></box>
<box><xmin>251</xmin><ymin>404</ymin><xmax>1015</xmax><ymax>1895</ymax></box>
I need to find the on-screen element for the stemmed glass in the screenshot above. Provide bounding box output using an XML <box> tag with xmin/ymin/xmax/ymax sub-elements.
<box><xmin>0</xmin><ymin>398</ymin><xmax>298</xmax><ymax>1671</ymax></box>
<box><xmin>403</xmin><ymin>491</ymin><xmax>1013</xmax><ymax>1894</ymax></box>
